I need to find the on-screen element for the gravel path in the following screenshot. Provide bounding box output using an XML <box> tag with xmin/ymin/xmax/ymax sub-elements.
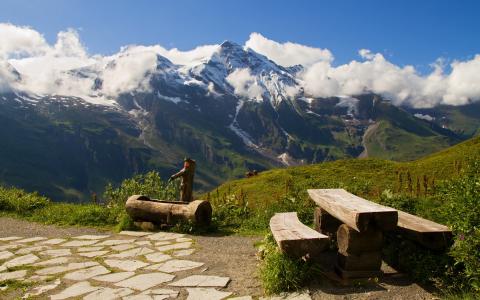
<box><xmin>0</xmin><ymin>217</ymin><xmax>438</xmax><ymax>300</ymax></box>
<box><xmin>0</xmin><ymin>217</ymin><xmax>108</xmax><ymax>238</ymax></box>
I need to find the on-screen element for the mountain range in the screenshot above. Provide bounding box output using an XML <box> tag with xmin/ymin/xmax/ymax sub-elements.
<box><xmin>1</xmin><ymin>41</ymin><xmax>478</xmax><ymax>202</ymax></box>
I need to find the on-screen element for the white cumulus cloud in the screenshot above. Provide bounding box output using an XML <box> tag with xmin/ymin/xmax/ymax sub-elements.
<box><xmin>245</xmin><ymin>32</ymin><xmax>333</xmax><ymax>67</ymax></box>
<box><xmin>226</xmin><ymin>68</ymin><xmax>265</xmax><ymax>101</ymax></box>
<box><xmin>300</xmin><ymin>50</ymin><xmax>480</xmax><ymax>108</ymax></box>
<box><xmin>1</xmin><ymin>23</ymin><xmax>480</xmax><ymax>108</ymax></box>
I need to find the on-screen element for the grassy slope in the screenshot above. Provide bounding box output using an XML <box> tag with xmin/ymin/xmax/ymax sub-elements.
<box><xmin>364</xmin><ymin>120</ymin><xmax>454</xmax><ymax>161</ymax></box>
<box><xmin>207</xmin><ymin>136</ymin><xmax>480</xmax><ymax>207</ymax></box>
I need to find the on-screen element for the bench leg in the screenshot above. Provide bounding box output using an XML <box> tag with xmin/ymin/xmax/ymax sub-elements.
<box><xmin>335</xmin><ymin>224</ymin><xmax>383</xmax><ymax>279</ymax></box>
<box><xmin>314</xmin><ymin>207</ymin><xmax>342</xmax><ymax>237</ymax></box>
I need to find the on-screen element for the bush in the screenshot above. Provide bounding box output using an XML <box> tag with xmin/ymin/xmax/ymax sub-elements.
<box><xmin>103</xmin><ymin>171</ymin><xmax>180</xmax><ymax>207</ymax></box>
<box><xmin>436</xmin><ymin>160</ymin><xmax>480</xmax><ymax>293</ymax></box>
<box><xmin>259</xmin><ymin>233</ymin><xmax>320</xmax><ymax>294</ymax></box>
<box><xmin>0</xmin><ymin>186</ymin><xmax>50</xmax><ymax>213</ymax></box>
<box><xmin>383</xmin><ymin>158</ymin><xmax>480</xmax><ymax>295</ymax></box>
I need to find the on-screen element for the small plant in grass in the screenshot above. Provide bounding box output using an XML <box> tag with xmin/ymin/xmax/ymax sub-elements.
<box><xmin>259</xmin><ymin>233</ymin><xmax>321</xmax><ymax>294</ymax></box>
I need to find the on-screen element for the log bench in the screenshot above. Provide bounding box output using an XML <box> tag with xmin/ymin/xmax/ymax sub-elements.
<box><xmin>125</xmin><ymin>195</ymin><xmax>212</xmax><ymax>226</ymax></box>
<box><xmin>397</xmin><ymin>210</ymin><xmax>452</xmax><ymax>250</ymax></box>
<box><xmin>270</xmin><ymin>212</ymin><xmax>329</xmax><ymax>259</ymax></box>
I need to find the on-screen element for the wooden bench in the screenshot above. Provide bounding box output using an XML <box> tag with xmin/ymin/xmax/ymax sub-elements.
<box><xmin>270</xmin><ymin>212</ymin><xmax>329</xmax><ymax>259</ymax></box>
<box><xmin>397</xmin><ymin>210</ymin><xmax>452</xmax><ymax>250</ymax></box>
<box><xmin>308</xmin><ymin>189</ymin><xmax>398</xmax><ymax>232</ymax></box>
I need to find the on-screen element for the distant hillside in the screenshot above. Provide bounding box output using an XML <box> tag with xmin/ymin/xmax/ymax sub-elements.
<box><xmin>207</xmin><ymin>136</ymin><xmax>480</xmax><ymax>207</ymax></box>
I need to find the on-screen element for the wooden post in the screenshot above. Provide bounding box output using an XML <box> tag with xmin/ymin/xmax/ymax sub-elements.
<box><xmin>169</xmin><ymin>158</ymin><xmax>196</xmax><ymax>202</ymax></box>
<box><xmin>335</xmin><ymin>224</ymin><xmax>383</xmax><ymax>279</ymax></box>
<box><xmin>336</xmin><ymin>224</ymin><xmax>383</xmax><ymax>253</ymax></box>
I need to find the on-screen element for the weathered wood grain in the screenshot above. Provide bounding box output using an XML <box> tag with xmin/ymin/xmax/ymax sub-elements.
<box><xmin>125</xmin><ymin>195</ymin><xmax>212</xmax><ymax>226</ymax></box>
<box><xmin>337</xmin><ymin>251</ymin><xmax>382</xmax><ymax>271</ymax></box>
<box><xmin>313</xmin><ymin>207</ymin><xmax>342</xmax><ymax>236</ymax></box>
<box><xmin>308</xmin><ymin>189</ymin><xmax>398</xmax><ymax>232</ymax></box>
<box><xmin>336</xmin><ymin>224</ymin><xmax>383</xmax><ymax>254</ymax></box>
<box><xmin>397</xmin><ymin>210</ymin><xmax>452</xmax><ymax>250</ymax></box>
<box><xmin>270</xmin><ymin>212</ymin><xmax>329</xmax><ymax>259</ymax></box>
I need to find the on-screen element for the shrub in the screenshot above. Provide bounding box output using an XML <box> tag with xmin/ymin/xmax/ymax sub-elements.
<box><xmin>383</xmin><ymin>158</ymin><xmax>480</xmax><ymax>295</ymax></box>
<box><xmin>0</xmin><ymin>186</ymin><xmax>50</xmax><ymax>214</ymax></box>
<box><xmin>259</xmin><ymin>233</ymin><xmax>320</xmax><ymax>294</ymax></box>
<box><xmin>436</xmin><ymin>160</ymin><xmax>480</xmax><ymax>293</ymax></box>
<box><xmin>103</xmin><ymin>171</ymin><xmax>180</xmax><ymax>207</ymax></box>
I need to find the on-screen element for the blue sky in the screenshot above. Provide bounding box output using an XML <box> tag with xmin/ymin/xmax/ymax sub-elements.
<box><xmin>0</xmin><ymin>0</ymin><xmax>479</xmax><ymax>70</ymax></box>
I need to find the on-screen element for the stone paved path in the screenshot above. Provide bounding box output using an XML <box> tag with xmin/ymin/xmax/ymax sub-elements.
<box><xmin>0</xmin><ymin>231</ymin><xmax>264</xmax><ymax>300</ymax></box>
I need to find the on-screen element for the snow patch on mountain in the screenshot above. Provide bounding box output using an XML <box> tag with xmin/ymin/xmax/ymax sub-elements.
<box><xmin>228</xmin><ymin>100</ymin><xmax>258</xmax><ymax>148</ymax></box>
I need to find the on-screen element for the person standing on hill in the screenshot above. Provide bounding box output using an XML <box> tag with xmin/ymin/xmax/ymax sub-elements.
<box><xmin>169</xmin><ymin>158</ymin><xmax>196</xmax><ymax>202</ymax></box>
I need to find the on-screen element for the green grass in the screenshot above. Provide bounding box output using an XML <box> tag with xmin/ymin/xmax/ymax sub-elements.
<box><xmin>259</xmin><ymin>234</ymin><xmax>321</xmax><ymax>294</ymax></box>
<box><xmin>206</xmin><ymin>136</ymin><xmax>480</xmax><ymax>215</ymax></box>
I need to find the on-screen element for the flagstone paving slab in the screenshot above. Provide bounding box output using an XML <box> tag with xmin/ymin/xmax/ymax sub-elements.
<box><xmin>176</xmin><ymin>237</ymin><xmax>193</xmax><ymax>243</ymax></box>
<box><xmin>38</xmin><ymin>238</ymin><xmax>66</xmax><ymax>245</ymax></box>
<box><xmin>36</xmin><ymin>261</ymin><xmax>98</xmax><ymax>275</ymax></box>
<box><xmin>39</xmin><ymin>248</ymin><xmax>72</xmax><ymax>257</ymax></box>
<box><xmin>73</xmin><ymin>234</ymin><xmax>110</xmax><ymax>240</ymax></box>
<box><xmin>0</xmin><ymin>236</ymin><xmax>23</xmax><ymax>242</ymax></box>
<box><xmin>135</xmin><ymin>241</ymin><xmax>152</xmax><ymax>246</ymax></box>
<box><xmin>111</xmin><ymin>243</ymin><xmax>137</xmax><ymax>251</ymax></box>
<box><xmin>15</xmin><ymin>245</ymin><xmax>49</xmax><ymax>254</ymax></box>
<box><xmin>22</xmin><ymin>278</ymin><xmax>61</xmax><ymax>299</ymax></box>
<box><xmin>77</xmin><ymin>246</ymin><xmax>104</xmax><ymax>252</ymax></box>
<box><xmin>115</xmin><ymin>272</ymin><xmax>175</xmax><ymax>291</ymax></box>
<box><xmin>107</xmin><ymin>247</ymin><xmax>154</xmax><ymax>258</ymax></box>
<box><xmin>123</xmin><ymin>295</ymin><xmax>155</xmax><ymax>300</ymax></box>
<box><xmin>154</xmin><ymin>241</ymin><xmax>171</xmax><ymax>246</ymax></box>
<box><xmin>92</xmin><ymin>271</ymin><xmax>135</xmax><ymax>283</ymax></box>
<box><xmin>104</xmin><ymin>259</ymin><xmax>149</xmax><ymax>271</ymax></box>
<box><xmin>84</xmin><ymin>287</ymin><xmax>134</xmax><ymax>300</ymax></box>
<box><xmin>143</xmin><ymin>288</ymin><xmax>179</xmax><ymax>298</ymax></box>
<box><xmin>147</xmin><ymin>232</ymin><xmax>185</xmax><ymax>241</ymax></box>
<box><xmin>50</xmin><ymin>281</ymin><xmax>101</xmax><ymax>300</ymax></box>
<box><xmin>0</xmin><ymin>244</ymin><xmax>19</xmax><ymax>251</ymax></box>
<box><xmin>156</xmin><ymin>242</ymin><xmax>192</xmax><ymax>252</ymax></box>
<box><xmin>0</xmin><ymin>250</ymin><xmax>14</xmax><ymax>260</ymax></box>
<box><xmin>97</xmin><ymin>239</ymin><xmax>136</xmax><ymax>246</ymax></box>
<box><xmin>1</xmin><ymin>253</ymin><xmax>39</xmax><ymax>270</ymax></box>
<box><xmin>33</xmin><ymin>256</ymin><xmax>72</xmax><ymax>266</ymax></box>
<box><xmin>15</xmin><ymin>237</ymin><xmax>47</xmax><ymax>243</ymax></box>
<box><xmin>145</xmin><ymin>253</ymin><xmax>172</xmax><ymax>263</ymax></box>
<box><xmin>152</xmin><ymin>259</ymin><xmax>204</xmax><ymax>273</ymax></box>
<box><xmin>0</xmin><ymin>270</ymin><xmax>27</xmax><ymax>281</ymax></box>
<box><xmin>78</xmin><ymin>250</ymin><xmax>109</xmax><ymax>258</ymax></box>
<box><xmin>186</xmin><ymin>287</ymin><xmax>232</xmax><ymax>300</ymax></box>
<box><xmin>64</xmin><ymin>265</ymin><xmax>110</xmax><ymax>281</ymax></box>
<box><xmin>62</xmin><ymin>240</ymin><xmax>99</xmax><ymax>247</ymax></box>
<box><xmin>169</xmin><ymin>275</ymin><xmax>230</xmax><ymax>287</ymax></box>
<box><xmin>119</xmin><ymin>231</ymin><xmax>152</xmax><ymax>237</ymax></box>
